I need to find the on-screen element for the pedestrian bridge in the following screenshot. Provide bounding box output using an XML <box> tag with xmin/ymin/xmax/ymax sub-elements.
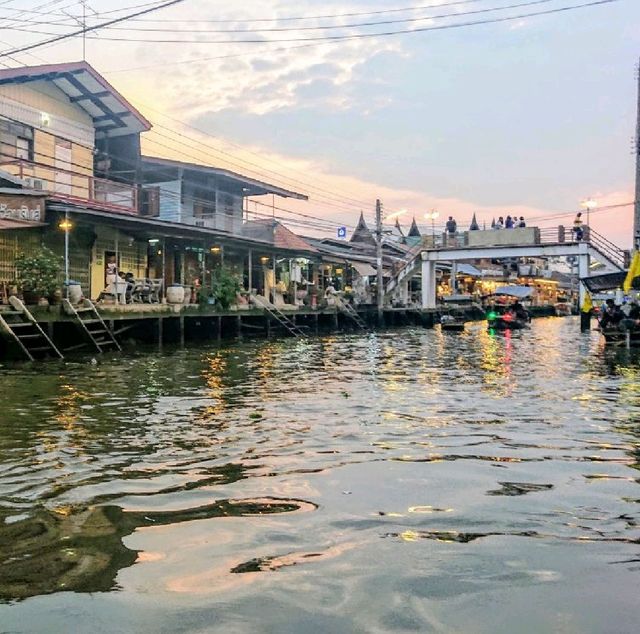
<box><xmin>386</xmin><ymin>226</ymin><xmax>628</xmax><ymax>309</ymax></box>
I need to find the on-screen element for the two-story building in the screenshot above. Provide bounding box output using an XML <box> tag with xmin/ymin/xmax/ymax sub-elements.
<box><xmin>0</xmin><ymin>61</ymin><xmax>319</xmax><ymax>305</ymax></box>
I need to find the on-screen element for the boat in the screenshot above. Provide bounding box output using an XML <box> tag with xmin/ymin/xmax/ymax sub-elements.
<box><xmin>485</xmin><ymin>287</ymin><xmax>531</xmax><ymax>330</ymax></box>
<box><xmin>486</xmin><ymin>310</ymin><xmax>529</xmax><ymax>330</ymax></box>
<box><xmin>440</xmin><ymin>314</ymin><xmax>465</xmax><ymax>331</ymax></box>
<box><xmin>600</xmin><ymin>324</ymin><xmax>640</xmax><ymax>346</ymax></box>
<box><xmin>554</xmin><ymin>302</ymin><xmax>573</xmax><ymax>317</ymax></box>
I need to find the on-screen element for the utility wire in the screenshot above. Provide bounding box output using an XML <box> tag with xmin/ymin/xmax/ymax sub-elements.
<box><xmin>0</xmin><ymin>0</ymin><xmax>188</xmax><ymax>58</ymax></box>
<box><xmin>61</xmin><ymin>0</ymin><xmax>622</xmax><ymax>45</ymax></box>
<box><xmin>0</xmin><ymin>0</ymin><xmax>558</xmax><ymax>38</ymax></box>
<box><xmin>91</xmin><ymin>0</ymin><xmax>560</xmax><ymax>33</ymax></box>
<box><xmin>141</xmin><ymin>127</ymin><xmax>372</xmax><ymax>212</ymax></box>
<box><xmin>126</xmin><ymin>0</ymin><xmax>487</xmax><ymax>23</ymax></box>
<box><xmin>129</xmin><ymin>98</ymin><xmax>375</xmax><ymax>209</ymax></box>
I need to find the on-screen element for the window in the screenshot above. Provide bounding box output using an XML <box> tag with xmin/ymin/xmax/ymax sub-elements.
<box><xmin>0</xmin><ymin>120</ymin><xmax>33</xmax><ymax>161</ymax></box>
<box><xmin>16</xmin><ymin>137</ymin><xmax>32</xmax><ymax>161</ymax></box>
<box><xmin>193</xmin><ymin>203</ymin><xmax>216</xmax><ymax>219</ymax></box>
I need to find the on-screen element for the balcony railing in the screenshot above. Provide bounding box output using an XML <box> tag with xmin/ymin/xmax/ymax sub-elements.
<box><xmin>0</xmin><ymin>157</ymin><xmax>139</xmax><ymax>213</ymax></box>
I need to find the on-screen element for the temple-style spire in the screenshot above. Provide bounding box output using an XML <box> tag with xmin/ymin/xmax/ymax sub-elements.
<box><xmin>408</xmin><ymin>216</ymin><xmax>421</xmax><ymax>238</ymax></box>
<box><xmin>350</xmin><ymin>211</ymin><xmax>376</xmax><ymax>245</ymax></box>
<box><xmin>469</xmin><ymin>213</ymin><xmax>480</xmax><ymax>231</ymax></box>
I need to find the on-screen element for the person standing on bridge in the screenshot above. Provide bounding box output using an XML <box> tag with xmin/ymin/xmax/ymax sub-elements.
<box><xmin>505</xmin><ymin>215</ymin><xmax>515</xmax><ymax>229</ymax></box>
<box><xmin>518</xmin><ymin>216</ymin><xmax>526</xmax><ymax>228</ymax></box>
<box><xmin>446</xmin><ymin>216</ymin><xmax>457</xmax><ymax>235</ymax></box>
<box><xmin>573</xmin><ymin>212</ymin><xmax>584</xmax><ymax>241</ymax></box>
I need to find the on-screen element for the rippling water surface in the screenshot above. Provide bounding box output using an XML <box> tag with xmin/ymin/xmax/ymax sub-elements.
<box><xmin>1</xmin><ymin>317</ymin><xmax>639</xmax><ymax>633</ymax></box>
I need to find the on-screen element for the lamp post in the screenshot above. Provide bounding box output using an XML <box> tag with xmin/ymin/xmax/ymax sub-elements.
<box><xmin>58</xmin><ymin>213</ymin><xmax>72</xmax><ymax>298</ymax></box>
<box><xmin>580</xmin><ymin>198</ymin><xmax>597</xmax><ymax>227</ymax></box>
<box><xmin>425</xmin><ymin>209</ymin><xmax>439</xmax><ymax>243</ymax></box>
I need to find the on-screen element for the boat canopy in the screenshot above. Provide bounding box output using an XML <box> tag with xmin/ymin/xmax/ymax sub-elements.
<box><xmin>494</xmin><ymin>285</ymin><xmax>533</xmax><ymax>298</ymax></box>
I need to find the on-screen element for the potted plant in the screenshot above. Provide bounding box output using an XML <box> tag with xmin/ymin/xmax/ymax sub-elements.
<box><xmin>14</xmin><ymin>248</ymin><xmax>62</xmax><ymax>305</ymax></box>
<box><xmin>211</xmin><ymin>266</ymin><xmax>242</xmax><ymax>310</ymax></box>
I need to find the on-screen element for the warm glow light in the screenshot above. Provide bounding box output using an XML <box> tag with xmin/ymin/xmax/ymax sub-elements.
<box><xmin>386</xmin><ymin>208</ymin><xmax>408</xmax><ymax>221</ymax></box>
<box><xmin>425</xmin><ymin>209</ymin><xmax>440</xmax><ymax>220</ymax></box>
<box><xmin>210</xmin><ymin>246</ymin><xmax>221</xmax><ymax>253</ymax></box>
<box><xmin>58</xmin><ymin>220</ymin><xmax>72</xmax><ymax>230</ymax></box>
<box><xmin>260</xmin><ymin>256</ymin><xmax>269</xmax><ymax>264</ymax></box>
<box><xmin>581</xmin><ymin>198</ymin><xmax>597</xmax><ymax>211</ymax></box>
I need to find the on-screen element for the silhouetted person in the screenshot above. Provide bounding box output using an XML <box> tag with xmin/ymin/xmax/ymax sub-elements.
<box><xmin>446</xmin><ymin>216</ymin><xmax>457</xmax><ymax>235</ymax></box>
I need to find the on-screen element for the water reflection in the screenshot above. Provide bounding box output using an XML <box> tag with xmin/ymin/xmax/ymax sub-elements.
<box><xmin>0</xmin><ymin>496</ymin><xmax>315</xmax><ymax>601</ymax></box>
<box><xmin>0</xmin><ymin>318</ymin><xmax>639</xmax><ymax>631</ymax></box>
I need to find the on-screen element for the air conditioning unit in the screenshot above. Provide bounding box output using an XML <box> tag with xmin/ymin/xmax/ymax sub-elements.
<box><xmin>23</xmin><ymin>177</ymin><xmax>47</xmax><ymax>191</ymax></box>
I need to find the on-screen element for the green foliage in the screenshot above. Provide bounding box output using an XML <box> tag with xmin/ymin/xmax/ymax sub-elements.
<box><xmin>211</xmin><ymin>266</ymin><xmax>242</xmax><ymax>310</ymax></box>
<box><xmin>14</xmin><ymin>248</ymin><xmax>62</xmax><ymax>296</ymax></box>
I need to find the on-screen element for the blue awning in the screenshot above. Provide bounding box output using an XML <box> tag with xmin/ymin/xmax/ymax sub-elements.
<box><xmin>456</xmin><ymin>263</ymin><xmax>482</xmax><ymax>277</ymax></box>
<box><xmin>494</xmin><ymin>285</ymin><xmax>533</xmax><ymax>298</ymax></box>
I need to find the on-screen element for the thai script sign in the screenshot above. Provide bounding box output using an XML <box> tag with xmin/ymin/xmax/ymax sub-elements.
<box><xmin>0</xmin><ymin>195</ymin><xmax>46</xmax><ymax>222</ymax></box>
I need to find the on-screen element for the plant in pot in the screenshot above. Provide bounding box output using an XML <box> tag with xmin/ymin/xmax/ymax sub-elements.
<box><xmin>210</xmin><ymin>267</ymin><xmax>242</xmax><ymax>310</ymax></box>
<box><xmin>14</xmin><ymin>248</ymin><xmax>62</xmax><ymax>305</ymax></box>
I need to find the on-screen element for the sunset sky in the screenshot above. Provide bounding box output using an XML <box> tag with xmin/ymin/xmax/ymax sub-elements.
<box><xmin>1</xmin><ymin>0</ymin><xmax>638</xmax><ymax>244</ymax></box>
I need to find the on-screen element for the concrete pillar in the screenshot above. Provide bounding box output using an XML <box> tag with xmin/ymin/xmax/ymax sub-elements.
<box><xmin>421</xmin><ymin>259</ymin><xmax>437</xmax><ymax>310</ymax></box>
<box><xmin>450</xmin><ymin>262</ymin><xmax>457</xmax><ymax>293</ymax></box>
<box><xmin>578</xmin><ymin>250</ymin><xmax>590</xmax><ymax>308</ymax></box>
<box><xmin>401</xmin><ymin>281</ymin><xmax>409</xmax><ymax>306</ymax></box>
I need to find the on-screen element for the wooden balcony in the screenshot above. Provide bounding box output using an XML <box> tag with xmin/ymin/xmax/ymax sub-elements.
<box><xmin>0</xmin><ymin>157</ymin><xmax>139</xmax><ymax>214</ymax></box>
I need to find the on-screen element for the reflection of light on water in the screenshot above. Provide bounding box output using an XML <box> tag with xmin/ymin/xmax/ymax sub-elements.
<box><xmin>200</xmin><ymin>352</ymin><xmax>227</xmax><ymax>418</ymax></box>
<box><xmin>400</xmin><ymin>530</ymin><xmax>419</xmax><ymax>542</ymax></box>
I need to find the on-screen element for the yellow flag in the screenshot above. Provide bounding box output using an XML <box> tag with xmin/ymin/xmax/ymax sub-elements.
<box><xmin>581</xmin><ymin>291</ymin><xmax>593</xmax><ymax>313</ymax></box>
<box><xmin>623</xmin><ymin>251</ymin><xmax>640</xmax><ymax>292</ymax></box>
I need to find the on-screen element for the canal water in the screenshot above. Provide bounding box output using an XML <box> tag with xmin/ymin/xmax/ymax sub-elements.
<box><xmin>0</xmin><ymin>317</ymin><xmax>639</xmax><ymax>633</ymax></box>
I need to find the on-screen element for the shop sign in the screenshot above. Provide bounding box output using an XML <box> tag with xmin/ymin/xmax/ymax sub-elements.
<box><xmin>0</xmin><ymin>194</ymin><xmax>46</xmax><ymax>222</ymax></box>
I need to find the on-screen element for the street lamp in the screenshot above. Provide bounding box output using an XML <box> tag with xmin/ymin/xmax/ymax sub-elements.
<box><xmin>580</xmin><ymin>198</ymin><xmax>597</xmax><ymax>227</ymax></box>
<box><xmin>425</xmin><ymin>209</ymin><xmax>439</xmax><ymax>241</ymax></box>
<box><xmin>58</xmin><ymin>214</ymin><xmax>73</xmax><ymax>298</ymax></box>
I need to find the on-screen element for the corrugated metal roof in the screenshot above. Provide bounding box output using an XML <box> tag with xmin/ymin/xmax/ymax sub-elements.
<box><xmin>141</xmin><ymin>156</ymin><xmax>308</xmax><ymax>200</ymax></box>
<box><xmin>0</xmin><ymin>61</ymin><xmax>151</xmax><ymax>138</ymax></box>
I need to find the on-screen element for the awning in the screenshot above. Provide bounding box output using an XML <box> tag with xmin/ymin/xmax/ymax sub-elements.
<box><xmin>582</xmin><ymin>271</ymin><xmax>627</xmax><ymax>293</ymax></box>
<box><xmin>494</xmin><ymin>285</ymin><xmax>533</xmax><ymax>298</ymax></box>
<box><xmin>351</xmin><ymin>262</ymin><xmax>376</xmax><ymax>277</ymax></box>
<box><xmin>456</xmin><ymin>263</ymin><xmax>482</xmax><ymax>277</ymax></box>
<box><xmin>0</xmin><ymin>218</ymin><xmax>45</xmax><ymax>230</ymax></box>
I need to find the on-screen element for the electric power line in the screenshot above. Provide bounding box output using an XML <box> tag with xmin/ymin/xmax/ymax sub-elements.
<box><xmin>89</xmin><ymin>0</ymin><xmax>561</xmax><ymax>33</ymax></box>
<box><xmin>57</xmin><ymin>0</ymin><xmax>622</xmax><ymax>45</ymax></box>
<box><xmin>0</xmin><ymin>0</ymin><xmax>188</xmax><ymax>58</ymax></box>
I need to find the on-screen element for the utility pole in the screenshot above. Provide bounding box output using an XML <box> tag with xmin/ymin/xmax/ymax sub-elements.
<box><xmin>375</xmin><ymin>199</ymin><xmax>384</xmax><ymax>325</ymax></box>
<box><xmin>82</xmin><ymin>1</ymin><xmax>86</xmax><ymax>61</ymax></box>
<box><xmin>634</xmin><ymin>57</ymin><xmax>640</xmax><ymax>250</ymax></box>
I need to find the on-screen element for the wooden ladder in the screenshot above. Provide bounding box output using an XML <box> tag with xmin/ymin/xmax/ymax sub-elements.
<box><xmin>0</xmin><ymin>297</ymin><xmax>63</xmax><ymax>361</ymax></box>
<box><xmin>62</xmin><ymin>299</ymin><xmax>121</xmax><ymax>353</ymax></box>
<box><xmin>250</xmin><ymin>294</ymin><xmax>307</xmax><ymax>338</ymax></box>
<box><xmin>335</xmin><ymin>296</ymin><xmax>368</xmax><ymax>330</ymax></box>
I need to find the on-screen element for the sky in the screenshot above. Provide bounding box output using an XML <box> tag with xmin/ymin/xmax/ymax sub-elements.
<box><xmin>0</xmin><ymin>0</ymin><xmax>639</xmax><ymax>245</ymax></box>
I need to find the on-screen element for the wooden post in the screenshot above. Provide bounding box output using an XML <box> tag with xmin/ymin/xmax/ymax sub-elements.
<box><xmin>157</xmin><ymin>317</ymin><xmax>163</xmax><ymax>349</ymax></box>
<box><xmin>179</xmin><ymin>315</ymin><xmax>185</xmax><ymax>346</ymax></box>
<box><xmin>217</xmin><ymin>316</ymin><xmax>222</xmax><ymax>341</ymax></box>
<box><xmin>236</xmin><ymin>315</ymin><xmax>242</xmax><ymax>340</ymax></box>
